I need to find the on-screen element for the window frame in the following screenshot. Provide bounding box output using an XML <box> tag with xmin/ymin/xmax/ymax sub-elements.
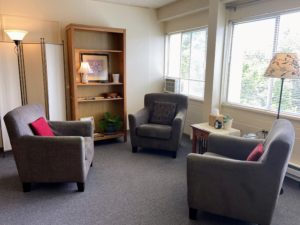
<box><xmin>223</xmin><ymin>9</ymin><xmax>300</xmax><ymax>119</ymax></box>
<box><xmin>164</xmin><ymin>26</ymin><xmax>208</xmax><ymax>101</ymax></box>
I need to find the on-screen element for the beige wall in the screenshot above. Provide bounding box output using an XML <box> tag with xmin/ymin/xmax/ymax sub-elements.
<box><xmin>164</xmin><ymin>10</ymin><xmax>209</xmax><ymax>34</ymax></box>
<box><xmin>157</xmin><ymin>0</ymin><xmax>208</xmax><ymax>22</ymax></box>
<box><xmin>162</xmin><ymin>0</ymin><xmax>300</xmax><ymax>165</ymax></box>
<box><xmin>0</xmin><ymin>0</ymin><xmax>165</xmax><ymax>124</ymax></box>
<box><xmin>227</xmin><ymin>0</ymin><xmax>300</xmax><ymax>21</ymax></box>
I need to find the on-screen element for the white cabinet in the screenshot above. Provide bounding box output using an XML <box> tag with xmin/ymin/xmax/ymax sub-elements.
<box><xmin>45</xmin><ymin>44</ymin><xmax>66</xmax><ymax>121</ymax></box>
<box><xmin>0</xmin><ymin>42</ymin><xmax>22</xmax><ymax>151</ymax></box>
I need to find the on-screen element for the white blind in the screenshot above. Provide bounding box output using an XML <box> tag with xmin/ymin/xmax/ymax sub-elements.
<box><xmin>227</xmin><ymin>11</ymin><xmax>300</xmax><ymax>116</ymax></box>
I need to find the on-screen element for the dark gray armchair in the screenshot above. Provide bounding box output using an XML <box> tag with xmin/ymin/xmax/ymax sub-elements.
<box><xmin>4</xmin><ymin>104</ymin><xmax>94</xmax><ymax>192</ymax></box>
<box><xmin>187</xmin><ymin>119</ymin><xmax>295</xmax><ymax>225</ymax></box>
<box><xmin>128</xmin><ymin>93</ymin><xmax>188</xmax><ymax>158</ymax></box>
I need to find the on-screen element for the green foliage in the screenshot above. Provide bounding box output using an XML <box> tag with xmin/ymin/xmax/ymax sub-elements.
<box><xmin>99</xmin><ymin>112</ymin><xmax>123</xmax><ymax>133</ymax></box>
<box><xmin>240</xmin><ymin>51</ymin><xmax>269</xmax><ymax>108</ymax></box>
<box><xmin>180</xmin><ymin>32</ymin><xmax>191</xmax><ymax>79</ymax></box>
<box><xmin>240</xmin><ymin>51</ymin><xmax>300</xmax><ymax>114</ymax></box>
<box><xmin>223</xmin><ymin>115</ymin><xmax>232</xmax><ymax>124</ymax></box>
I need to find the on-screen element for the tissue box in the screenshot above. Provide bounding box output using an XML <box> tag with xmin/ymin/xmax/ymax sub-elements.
<box><xmin>209</xmin><ymin>114</ymin><xmax>224</xmax><ymax>127</ymax></box>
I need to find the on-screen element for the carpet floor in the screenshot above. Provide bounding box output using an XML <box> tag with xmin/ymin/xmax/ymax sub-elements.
<box><xmin>0</xmin><ymin>135</ymin><xmax>299</xmax><ymax>225</ymax></box>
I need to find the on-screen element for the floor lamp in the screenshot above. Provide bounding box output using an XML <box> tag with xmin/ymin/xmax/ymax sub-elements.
<box><xmin>264</xmin><ymin>53</ymin><xmax>300</xmax><ymax>119</ymax></box>
<box><xmin>4</xmin><ymin>29</ymin><xmax>28</xmax><ymax>105</ymax></box>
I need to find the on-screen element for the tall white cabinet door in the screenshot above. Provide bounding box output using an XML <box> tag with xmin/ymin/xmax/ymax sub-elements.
<box><xmin>45</xmin><ymin>44</ymin><xmax>66</xmax><ymax>121</ymax></box>
<box><xmin>23</xmin><ymin>44</ymin><xmax>46</xmax><ymax>110</ymax></box>
<box><xmin>0</xmin><ymin>43</ymin><xmax>22</xmax><ymax>151</ymax></box>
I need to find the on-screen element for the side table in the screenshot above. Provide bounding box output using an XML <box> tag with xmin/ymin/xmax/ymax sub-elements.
<box><xmin>191</xmin><ymin>122</ymin><xmax>241</xmax><ymax>154</ymax></box>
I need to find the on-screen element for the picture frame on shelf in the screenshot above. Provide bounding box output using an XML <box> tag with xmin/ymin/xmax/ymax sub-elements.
<box><xmin>80</xmin><ymin>53</ymin><xmax>109</xmax><ymax>82</ymax></box>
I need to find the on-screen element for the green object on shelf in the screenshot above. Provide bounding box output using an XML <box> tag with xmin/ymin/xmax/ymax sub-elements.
<box><xmin>223</xmin><ymin>114</ymin><xmax>233</xmax><ymax>130</ymax></box>
<box><xmin>99</xmin><ymin>112</ymin><xmax>123</xmax><ymax>134</ymax></box>
<box><xmin>223</xmin><ymin>114</ymin><xmax>232</xmax><ymax>124</ymax></box>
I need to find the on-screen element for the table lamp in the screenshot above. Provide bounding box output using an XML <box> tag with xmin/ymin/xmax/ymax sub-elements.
<box><xmin>78</xmin><ymin>62</ymin><xmax>92</xmax><ymax>83</ymax></box>
<box><xmin>264</xmin><ymin>53</ymin><xmax>300</xmax><ymax>119</ymax></box>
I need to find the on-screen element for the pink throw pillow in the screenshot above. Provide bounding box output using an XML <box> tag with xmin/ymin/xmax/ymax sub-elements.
<box><xmin>246</xmin><ymin>143</ymin><xmax>264</xmax><ymax>161</ymax></box>
<box><xmin>30</xmin><ymin>117</ymin><xmax>54</xmax><ymax>136</ymax></box>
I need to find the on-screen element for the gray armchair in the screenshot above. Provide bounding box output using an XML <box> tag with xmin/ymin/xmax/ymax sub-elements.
<box><xmin>128</xmin><ymin>93</ymin><xmax>188</xmax><ymax>158</ymax></box>
<box><xmin>4</xmin><ymin>104</ymin><xmax>94</xmax><ymax>192</ymax></box>
<box><xmin>187</xmin><ymin>119</ymin><xmax>295</xmax><ymax>225</ymax></box>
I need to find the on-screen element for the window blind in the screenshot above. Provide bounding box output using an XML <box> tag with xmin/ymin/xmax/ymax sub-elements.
<box><xmin>227</xmin><ymin>11</ymin><xmax>300</xmax><ymax>116</ymax></box>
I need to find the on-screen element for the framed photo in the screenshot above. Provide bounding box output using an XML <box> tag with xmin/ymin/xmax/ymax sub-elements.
<box><xmin>81</xmin><ymin>53</ymin><xmax>109</xmax><ymax>82</ymax></box>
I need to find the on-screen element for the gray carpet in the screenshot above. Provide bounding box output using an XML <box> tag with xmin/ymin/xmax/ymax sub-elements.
<box><xmin>0</xmin><ymin>135</ymin><xmax>299</xmax><ymax>225</ymax></box>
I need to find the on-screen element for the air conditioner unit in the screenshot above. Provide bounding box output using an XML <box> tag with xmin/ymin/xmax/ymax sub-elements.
<box><xmin>164</xmin><ymin>78</ymin><xmax>180</xmax><ymax>93</ymax></box>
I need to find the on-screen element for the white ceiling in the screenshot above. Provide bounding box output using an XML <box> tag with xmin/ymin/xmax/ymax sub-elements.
<box><xmin>94</xmin><ymin>0</ymin><xmax>178</xmax><ymax>8</ymax></box>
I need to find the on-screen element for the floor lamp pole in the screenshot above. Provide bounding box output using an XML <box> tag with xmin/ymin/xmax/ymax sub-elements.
<box><xmin>277</xmin><ymin>78</ymin><xmax>285</xmax><ymax>119</ymax></box>
<box><xmin>16</xmin><ymin>43</ymin><xmax>27</xmax><ymax>105</ymax></box>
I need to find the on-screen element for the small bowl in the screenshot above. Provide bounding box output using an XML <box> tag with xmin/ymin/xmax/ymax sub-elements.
<box><xmin>107</xmin><ymin>92</ymin><xmax>118</xmax><ymax>98</ymax></box>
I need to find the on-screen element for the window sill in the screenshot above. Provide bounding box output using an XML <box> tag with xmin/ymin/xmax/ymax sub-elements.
<box><xmin>222</xmin><ymin>103</ymin><xmax>300</xmax><ymax>123</ymax></box>
<box><xmin>188</xmin><ymin>96</ymin><xmax>204</xmax><ymax>103</ymax></box>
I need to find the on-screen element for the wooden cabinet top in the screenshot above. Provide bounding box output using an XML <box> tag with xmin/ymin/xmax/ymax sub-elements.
<box><xmin>66</xmin><ymin>23</ymin><xmax>126</xmax><ymax>34</ymax></box>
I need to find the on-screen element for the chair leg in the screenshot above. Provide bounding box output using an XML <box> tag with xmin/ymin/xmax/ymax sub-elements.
<box><xmin>172</xmin><ymin>151</ymin><xmax>177</xmax><ymax>158</ymax></box>
<box><xmin>22</xmin><ymin>182</ymin><xmax>31</xmax><ymax>192</ymax></box>
<box><xmin>189</xmin><ymin>208</ymin><xmax>197</xmax><ymax>220</ymax></box>
<box><xmin>132</xmin><ymin>146</ymin><xmax>138</xmax><ymax>153</ymax></box>
<box><xmin>77</xmin><ymin>182</ymin><xmax>85</xmax><ymax>192</ymax></box>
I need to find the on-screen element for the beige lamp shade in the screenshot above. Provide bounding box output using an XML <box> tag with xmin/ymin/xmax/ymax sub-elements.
<box><xmin>78</xmin><ymin>62</ymin><xmax>92</xmax><ymax>74</ymax></box>
<box><xmin>264</xmin><ymin>53</ymin><xmax>300</xmax><ymax>79</ymax></box>
<box><xmin>4</xmin><ymin>30</ymin><xmax>28</xmax><ymax>41</ymax></box>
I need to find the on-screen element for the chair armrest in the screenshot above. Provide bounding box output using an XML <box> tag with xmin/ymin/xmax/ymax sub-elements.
<box><xmin>128</xmin><ymin>108</ymin><xmax>150</xmax><ymax>129</ymax></box>
<box><xmin>208</xmin><ymin>134</ymin><xmax>264</xmax><ymax>160</ymax></box>
<box><xmin>48</xmin><ymin>121</ymin><xmax>93</xmax><ymax>137</ymax></box>
<box><xmin>172</xmin><ymin>109</ymin><xmax>186</xmax><ymax>138</ymax></box>
<box><xmin>15</xmin><ymin>136</ymin><xmax>85</xmax><ymax>157</ymax></box>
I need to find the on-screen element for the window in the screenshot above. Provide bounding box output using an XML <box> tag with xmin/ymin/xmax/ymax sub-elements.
<box><xmin>227</xmin><ymin>11</ymin><xmax>300</xmax><ymax>116</ymax></box>
<box><xmin>165</xmin><ymin>28</ymin><xmax>207</xmax><ymax>100</ymax></box>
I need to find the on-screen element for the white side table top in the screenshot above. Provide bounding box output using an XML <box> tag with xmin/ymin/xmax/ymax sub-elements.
<box><xmin>191</xmin><ymin>122</ymin><xmax>241</xmax><ymax>137</ymax></box>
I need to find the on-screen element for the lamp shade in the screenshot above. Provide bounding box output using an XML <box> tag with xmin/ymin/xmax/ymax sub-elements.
<box><xmin>4</xmin><ymin>30</ymin><xmax>28</xmax><ymax>41</ymax></box>
<box><xmin>78</xmin><ymin>62</ymin><xmax>92</xmax><ymax>74</ymax></box>
<box><xmin>264</xmin><ymin>53</ymin><xmax>300</xmax><ymax>79</ymax></box>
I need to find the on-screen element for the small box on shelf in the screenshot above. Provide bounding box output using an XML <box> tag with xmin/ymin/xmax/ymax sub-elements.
<box><xmin>208</xmin><ymin>114</ymin><xmax>224</xmax><ymax>127</ymax></box>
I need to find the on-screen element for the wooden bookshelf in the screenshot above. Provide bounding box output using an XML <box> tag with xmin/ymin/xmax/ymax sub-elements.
<box><xmin>94</xmin><ymin>132</ymin><xmax>124</xmax><ymax>141</ymax></box>
<box><xmin>76</xmin><ymin>82</ymin><xmax>123</xmax><ymax>86</ymax></box>
<box><xmin>77</xmin><ymin>98</ymin><xmax>123</xmax><ymax>103</ymax></box>
<box><xmin>75</xmin><ymin>48</ymin><xmax>123</xmax><ymax>54</ymax></box>
<box><xmin>66</xmin><ymin>24</ymin><xmax>127</xmax><ymax>142</ymax></box>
